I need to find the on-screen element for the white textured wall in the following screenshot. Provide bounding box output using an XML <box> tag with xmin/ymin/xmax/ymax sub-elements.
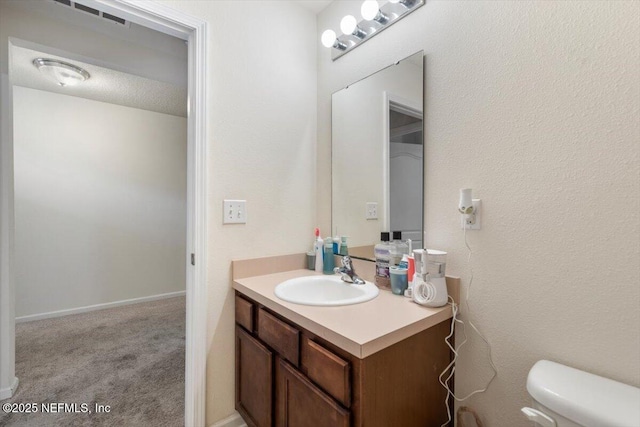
<box><xmin>155</xmin><ymin>1</ymin><xmax>317</xmax><ymax>424</ymax></box>
<box><xmin>13</xmin><ymin>86</ymin><xmax>187</xmax><ymax>317</ymax></box>
<box><xmin>318</xmin><ymin>1</ymin><xmax>640</xmax><ymax>426</ymax></box>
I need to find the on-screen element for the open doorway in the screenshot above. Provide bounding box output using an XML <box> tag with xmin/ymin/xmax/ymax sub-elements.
<box><xmin>388</xmin><ymin>100</ymin><xmax>424</xmax><ymax>249</ymax></box>
<box><xmin>0</xmin><ymin>1</ymin><xmax>207</xmax><ymax>425</ymax></box>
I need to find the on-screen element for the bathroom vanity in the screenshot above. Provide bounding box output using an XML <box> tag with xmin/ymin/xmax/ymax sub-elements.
<box><xmin>233</xmin><ymin>258</ymin><xmax>458</xmax><ymax>427</ymax></box>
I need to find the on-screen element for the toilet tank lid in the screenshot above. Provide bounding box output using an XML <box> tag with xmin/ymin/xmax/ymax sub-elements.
<box><xmin>527</xmin><ymin>360</ymin><xmax>640</xmax><ymax>427</ymax></box>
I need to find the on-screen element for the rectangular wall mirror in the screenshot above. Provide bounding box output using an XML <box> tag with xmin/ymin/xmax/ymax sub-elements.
<box><xmin>332</xmin><ymin>51</ymin><xmax>424</xmax><ymax>261</ymax></box>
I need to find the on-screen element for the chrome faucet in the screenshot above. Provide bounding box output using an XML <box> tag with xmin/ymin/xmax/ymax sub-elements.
<box><xmin>333</xmin><ymin>256</ymin><xmax>365</xmax><ymax>285</ymax></box>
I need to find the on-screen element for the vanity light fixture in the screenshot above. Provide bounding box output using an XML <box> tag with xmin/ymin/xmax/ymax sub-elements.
<box><xmin>321</xmin><ymin>29</ymin><xmax>347</xmax><ymax>50</ymax></box>
<box><xmin>33</xmin><ymin>58</ymin><xmax>90</xmax><ymax>87</ymax></box>
<box><xmin>361</xmin><ymin>0</ymin><xmax>387</xmax><ymax>23</ymax></box>
<box><xmin>340</xmin><ymin>15</ymin><xmax>366</xmax><ymax>39</ymax></box>
<box><xmin>321</xmin><ymin>0</ymin><xmax>424</xmax><ymax>60</ymax></box>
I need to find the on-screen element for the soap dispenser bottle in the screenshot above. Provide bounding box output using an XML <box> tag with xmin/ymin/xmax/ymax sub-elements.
<box><xmin>339</xmin><ymin>236</ymin><xmax>349</xmax><ymax>256</ymax></box>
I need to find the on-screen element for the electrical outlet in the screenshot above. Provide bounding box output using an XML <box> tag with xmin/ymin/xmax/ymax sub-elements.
<box><xmin>461</xmin><ymin>199</ymin><xmax>481</xmax><ymax>230</ymax></box>
<box><xmin>366</xmin><ymin>202</ymin><xmax>378</xmax><ymax>220</ymax></box>
<box><xmin>223</xmin><ymin>199</ymin><xmax>247</xmax><ymax>224</ymax></box>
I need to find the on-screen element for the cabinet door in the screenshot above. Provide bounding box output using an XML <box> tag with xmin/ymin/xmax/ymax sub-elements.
<box><xmin>276</xmin><ymin>357</ymin><xmax>350</xmax><ymax>427</ymax></box>
<box><xmin>236</xmin><ymin>326</ymin><xmax>273</xmax><ymax>427</ymax></box>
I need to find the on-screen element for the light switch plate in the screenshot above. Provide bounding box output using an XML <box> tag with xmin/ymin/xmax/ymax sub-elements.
<box><xmin>223</xmin><ymin>199</ymin><xmax>246</xmax><ymax>224</ymax></box>
<box><xmin>366</xmin><ymin>202</ymin><xmax>378</xmax><ymax>220</ymax></box>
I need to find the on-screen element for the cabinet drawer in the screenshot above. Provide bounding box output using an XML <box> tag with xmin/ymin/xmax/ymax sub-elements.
<box><xmin>301</xmin><ymin>337</ymin><xmax>351</xmax><ymax>408</ymax></box>
<box><xmin>258</xmin><ymin>308</ymin><xmax>300</xmax><ymax>366</ymax></box>
<box><xmin>235</xmin><ymin>295</ymin><xmax>254</xmax><ymax>332</ymax></box>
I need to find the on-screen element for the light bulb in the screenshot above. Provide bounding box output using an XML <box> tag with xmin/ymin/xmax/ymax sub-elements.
<box><xmin>340</xmin><ymin>15</ymin><xmax>357</xmax><ymax>35</ymax></box>
<box><xmin>321</xmin><ymin>29</ymin><xmax>337</xmax><ymax>48</ymax></box>
<box><xmin>361</xmin><ymin>0</ymin><xmax>379</xmax><ymax>20</ymax></box>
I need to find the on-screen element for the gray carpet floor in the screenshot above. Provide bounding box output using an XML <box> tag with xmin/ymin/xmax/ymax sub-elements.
<box><xmin>0</xmin><ymin>296</ymin><xmax>185</xmax><ymax>427</ymax></box>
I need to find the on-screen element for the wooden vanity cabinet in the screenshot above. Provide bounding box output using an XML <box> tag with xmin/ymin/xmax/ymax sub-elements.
<box><xmin>276</xmin><ymin>357</ymin><xmax>350</xmax><ymax>427</ymax></box>
<box><xmin>235</xmin><ymin>292</ymin><xmax>452</xmax><ymax>427</ymax></box>
<box><xmin>236</xmin><ymin>326</ymin><xmax>273</xmax><ymax>427</ymax></box>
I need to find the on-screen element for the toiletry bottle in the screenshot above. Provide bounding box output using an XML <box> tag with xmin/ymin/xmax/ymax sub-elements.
<box><xmin>333</xmin><ymin>235</ymin><xmax>340</xmax><ymax>254</ymax></box>
<box><xmin>399</xmin><ymin>254</ymin><xmax>409</xmax><ymax>269</ymax></box>
<box><xmin>389</xmin><ymin>235</ymin><xmax>399</xmax><ymax>267</ymax></box>
<box><xmin>312</xmin><ymin>227</ymin><xmax>319</xmax><ymax>252</ymax></box>
<box><xmin>394</xmin><ymin>231</ymin><xmax>410</xmax><ymax>255</ymax></box>
<box><xmin>323</xmin><ymin>237</ymin><xmax>335</xmax><ymax>274</ymax></box>
<box><xmin>314</xmin><ymin>228</ymin><xmax>323</xmax><ymax>273</ymax></box>
<box><xmin>390</xmin><ymin>231</ymin><xmax>409</xmax><ymax>266</ymax></box>
<box><xmin>374</xmin><ymin>232</ymin><xmax>392</xmax><ymax>290</ymax></box>
<box><xmin>339</xmin><ymin>236</ymin><xmax>349</xmax><ymax>256</ymax></box>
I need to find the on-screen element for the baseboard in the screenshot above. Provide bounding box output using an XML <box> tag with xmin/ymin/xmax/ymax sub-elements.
<box><xmin>15</xmin><ymin>291</ymin><xmax>186</xmax><ymax>323</ymax></box>
<box><xmin>0</xmin><ymin>376</ymin><xmax>19</xmax><ymax>401</ymax></box>
<box><xmin>210</xmin><ymin>411</ymin><xmax>247</xmax><ymax>427</ymax></box>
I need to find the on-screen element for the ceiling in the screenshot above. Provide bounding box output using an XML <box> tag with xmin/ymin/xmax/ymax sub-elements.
<box><xmin>11</xmin><ymin>44</ymin><xmax>187</xmax><ymax>117</ymax></box>
<box><xmin>6</xmin><ymin>0</ymin><xmax>188</xmax><ymax>117</ymax></box>
<box><xmin>6</xmin><ymin>0</ymin><xmax>329</xmax><ymax>116</ymax></box>
<box><xmin>295</xmin><ymin>0</ymin><xmax>333</xmax><ymax>14</ymax></box>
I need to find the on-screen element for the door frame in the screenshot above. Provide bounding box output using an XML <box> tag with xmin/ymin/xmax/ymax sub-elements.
<box><xmin>0</xmin><ymin>1</ymin><xmax>208</xmax><ymax>426</ymax></box>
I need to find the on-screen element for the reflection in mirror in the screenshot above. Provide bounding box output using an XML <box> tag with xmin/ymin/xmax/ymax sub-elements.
<box><xmin>332</xmin><ymin>51</ymin><xmax>424</xmax><ymax>261</ymax></box>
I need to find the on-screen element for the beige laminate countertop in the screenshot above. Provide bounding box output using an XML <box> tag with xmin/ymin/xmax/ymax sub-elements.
<box><xmin>233</xmin><ymin>269</ymin><xmax>453</xmax><ymax>359</ymax></box>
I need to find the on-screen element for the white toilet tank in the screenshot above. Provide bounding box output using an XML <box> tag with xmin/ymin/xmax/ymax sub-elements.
<box><xmin>522</xmin><ymin>360</ymin><xmax>640</xmax><ymax>427</ymax></box>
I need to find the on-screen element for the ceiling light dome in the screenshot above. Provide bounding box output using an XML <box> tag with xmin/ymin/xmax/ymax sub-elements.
<box><xmin>33</xmin><ymin>58</ymin><xmax>90</xmax><ymax>87</ymax></box>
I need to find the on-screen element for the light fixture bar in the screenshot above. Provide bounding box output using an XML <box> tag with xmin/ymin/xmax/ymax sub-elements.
<box><xmin>329</xmin><ymin>0</ymin><xmax>424</xmax><ymax>61</ymax></box>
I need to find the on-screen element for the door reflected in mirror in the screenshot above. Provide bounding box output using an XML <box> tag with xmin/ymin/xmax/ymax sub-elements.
<box><xmin>332</xmin><ymin>51</ymin><xmax>424</xmax><ymax>261</ymax></box>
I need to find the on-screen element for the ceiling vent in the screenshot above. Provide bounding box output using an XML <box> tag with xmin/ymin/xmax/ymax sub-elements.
<box><xmin>52</xmin><ymin>0</ymin><xmax>130</xmax><ymax>28</ymax></box>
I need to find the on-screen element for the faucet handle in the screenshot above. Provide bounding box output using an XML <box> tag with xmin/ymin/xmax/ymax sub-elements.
<box><xmin>341</xmin><ymin>255</ymin><xmax>354</xmax><ymax>270</ymax></box>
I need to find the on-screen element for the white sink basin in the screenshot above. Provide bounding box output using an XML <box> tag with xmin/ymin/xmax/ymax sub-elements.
<box><xmin>274</xmin><ymin>275</ymin><xmax>379</xmax><ymax>307</ymax></box>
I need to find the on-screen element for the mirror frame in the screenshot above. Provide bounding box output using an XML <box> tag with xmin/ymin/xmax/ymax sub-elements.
<box><xmin>331</xmin><ymin>51</ymin><xmax>425</xmax><ymax>261</ymax></box>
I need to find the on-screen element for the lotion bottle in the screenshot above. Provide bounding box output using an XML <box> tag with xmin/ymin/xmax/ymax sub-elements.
<box><xmin>314</xmin><ymin>228</ymin><xmax>323</xmax><ymax>273</ymax></box>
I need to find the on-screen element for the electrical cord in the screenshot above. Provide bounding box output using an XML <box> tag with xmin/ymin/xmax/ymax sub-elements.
<box><xmin>438</xmin><ymin>225</ymin><xmax>498</xmax><ymax>427</ymax></box>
